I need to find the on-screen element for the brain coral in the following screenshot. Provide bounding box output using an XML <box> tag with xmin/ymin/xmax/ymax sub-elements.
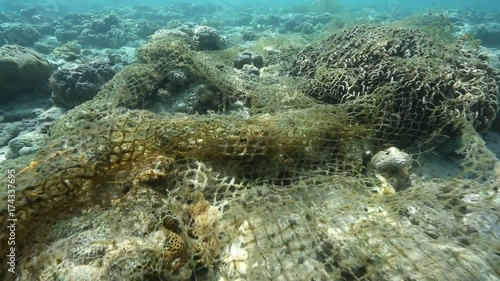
<box><xmin>292</xmin><ymin>25</ymin><xmax>500</xmax><ymax>146</ymax></box>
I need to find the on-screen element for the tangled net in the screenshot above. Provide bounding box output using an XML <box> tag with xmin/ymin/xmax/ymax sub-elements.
<box><xmin>0</xmin><ymin>24</ymin><xmax>499</xmax><ymax>281</ymax></box>
<box><xmin>293</xmin><ymin>25</ymin><xmax>500</xmax><ymax>148</ymax></box>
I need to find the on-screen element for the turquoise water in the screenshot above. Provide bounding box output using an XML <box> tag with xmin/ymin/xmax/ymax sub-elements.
<box><xmin>1</xmin><ymin>0</ymin><xmax>500</xmax><ymax>12</ymax></box>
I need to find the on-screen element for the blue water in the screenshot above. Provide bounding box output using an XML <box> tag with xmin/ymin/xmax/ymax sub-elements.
<box><xmin>341</xmin><ymin>0</ymin><xmax>500</xmax><ymax>9</ymax></box>
<box><xmin>1</xmin><ymin>0</ymin><xmax>500</xmax><ymax>12</ymax></box>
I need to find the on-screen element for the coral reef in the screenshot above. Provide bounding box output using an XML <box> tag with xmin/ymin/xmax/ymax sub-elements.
<box><xmin>292</xmin><ymin>25</ymin><xmax>500</xmax><ymax>147</ymax></box>
<box><xmin>0</xmin><ymin>3</ymin><xmax>500</xmax><ymax>280</ymax></box>
<box><xmin>1</xmin><ymin>104</ymin><xmax>497</xmax><ymax>280</ymax></box>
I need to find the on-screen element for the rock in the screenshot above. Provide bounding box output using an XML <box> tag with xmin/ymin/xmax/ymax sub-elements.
<box><xmin>299</xmin><ymin>22</ymin><xmax>315</xmax><ymax>34</ymax></box>
<box><xmin>170</xmin><ymin>84</ymin><xmax>222</xmax><ymax>114</ymax></box>
<box><xmin>193</xmin><ymin>26</ymin><xmax>226</xmax><ymax>50</ymax></box>
<box><xmin>242</xmin><ymin>30</ymin><xmax>259</xmax><ymax>41</ymax></box>
<box><xmin>54</xmin><ymin>28</ymin><xmax>79</xmax><ymax>42</ymax></box>
<box><xmin>241</xmin><ymin>64</ymin><xmax>260</xmax><ymax>76</ymax></box>
<box><xmin>33</xmin><ymin>36</ymin><xmax>59</xmax><ymax>54</ymax></box>
<box><xmin>51</xmin><ymin>42</ymin><xmax>82</xmax><ymax>61</ymax></box>
<box><xmin>371</xmin><ymin>147</ymin><xmax>411</xmax><ymax>173</ymax></box>
<box><xmin>471</xmin><ymin>23</ymin><xmax>500</xmax><ymax>47</ymax></box>
<box><xmin>284</xmin><ymin>19</ymin><xmax>299</xmax><ymax>32</ymax></box>
<box><xmin>167</xmin><ymin>70</ymin><xmax>188</xmax><ymax>87</ymax></box>
<box><xmin>7</xmin><ymin>132</ymin><xmax>47</xmax><ymax>159</ymax></box>
<box><xmin>234</xmin><ymin>51</ymin><xmax>264</xmax><ymax>69</ymax></box>
<box><xmin>18</xmin><ymin>146</ymin><xmax>37</xmax><ymax>156</ymax></box>
<box><xmin>462</xmin><ymin>212</ymin><xmax>499</xmax><ymax>236</ymax></box>
<box><xmin>371</xmin><ymin>147</ymin><xmax>412</xmax><ymax>190</ymax></box>
<box><xmin>233</xmin><ymin>52</ymin><xmax>252</xmax><ymax>69</ymax></box>
<box><xmin>482</xmin><ymin>49</ymin><xmax>500</xmax><ymax>69</ymax></box>
<box><xmin>36</xmin><ymin>107</ymin><xmax>65</xmax><ymax>122</ymax></box>
<box><xmin>0</xmin><ymin>45</ymin><xmax>52</xmax><ymax>101</ymax></box>
<box><xmin>0</xmin><ymin>123</ymin><xmax>19</xmax><ymax>146</ymax></box>
<box><xmin>313</xmin><ymin>13</ymin><xmax>332</xmax><ymax>25</ymax></box>
<box><xmin>1</xmin><ymin>23</ymin><xmax>40</xmax><ymax>46</ymax></box>
<box><xmin>50</xmin><ymin>61</ymin><xmax>115</xmax><ymax>108</ymax></box>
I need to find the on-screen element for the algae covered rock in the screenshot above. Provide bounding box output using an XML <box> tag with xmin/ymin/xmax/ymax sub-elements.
<box><xmin>233</xmin><ymin>51</ymin><xmax>264</xmax><ymax>69</ymax></box>
<box><xmin>18</xmin><ymin>187</ymin><xmax>192</xmax><ymax>280</ymax></box>
<box><xmin>7</xmin><ymin>131</ymin><xmax>47</xmax><ymax>159</ymax></box>
<box><xmin>0</xmin><ymin>44</ymin><xmax>52</xmax><ymax>101</ymax></box>
<box><xmin>50</xmin><ymin>61</ymin><xmax>115</xmax><ymax>108</ymax></box>
<box><xmin>193</xmin><ymin>25</ymin><xmax>226</xmax><ymax>50</ymax></box>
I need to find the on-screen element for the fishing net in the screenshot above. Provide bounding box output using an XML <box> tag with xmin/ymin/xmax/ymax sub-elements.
<box><xmin>1</xmin><ymin>25</ymin><xmax>499</xmax><ymax>281</ymax></box>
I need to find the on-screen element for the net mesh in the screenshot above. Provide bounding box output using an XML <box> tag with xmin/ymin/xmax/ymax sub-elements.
<box><xmin>0</xmin><ymin>24</ymin><xmax>499</xmax><ymax>281</ymax></box>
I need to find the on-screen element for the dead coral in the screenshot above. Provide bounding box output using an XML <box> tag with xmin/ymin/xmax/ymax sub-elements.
<box><xmin>292</xmin><ymin>25</ymin><xmax>500</xmax><ymax>147</ymax></box>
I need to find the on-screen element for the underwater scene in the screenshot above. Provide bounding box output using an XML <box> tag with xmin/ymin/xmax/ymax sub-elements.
<box><xmin>0</xmin><ymin>0</ymin><xmax>499</xmax><ymax>280</ymax></box>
